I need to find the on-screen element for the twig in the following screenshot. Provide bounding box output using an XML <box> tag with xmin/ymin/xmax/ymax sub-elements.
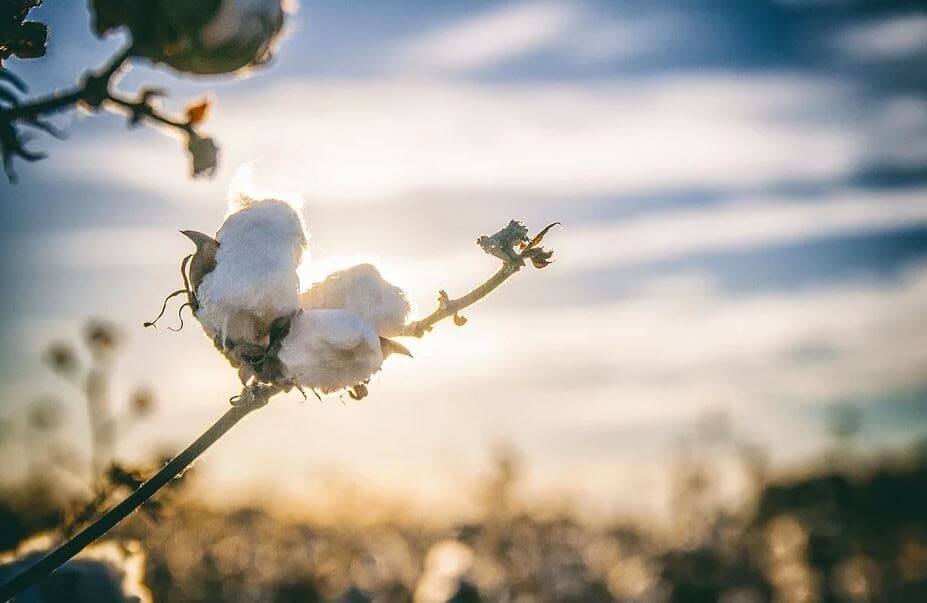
<box><xmin>399</xmin><ymin>220</ymin><xmax>559</xmax><ymax>337</ymax></box>
<box><xmin>399</xmin><ymin>263</ymin><xmax>520</xmax><ymax>337</ymax></box>
<box><xmin>105</xmin><ymin>89</ymin><xmax>194</xmax><ymax>134</ymax></box>
<box><xmin>0</xmin><ymin>45</ymin><xmax>131</xmax><ymax>121</ymax></box>
<box><xmin>0</xmin><ymin>383</ymin><xmax>282</xmax><ymax>602</ymax></box>
<box><xmin>0</xmin><ymin>44</ymin><xmax>213</xmax><ymax>181</ymax></box>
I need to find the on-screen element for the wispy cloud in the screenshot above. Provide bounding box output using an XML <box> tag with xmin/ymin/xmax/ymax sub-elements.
<box><xmin>556</xmin><ymin>189</ymin><xmax>927</xmax><ymax>272</ymax></box>
<box><xmin>833</xmin><ymin>14</ymin><xmax>927</xmax><ymax>62</ymax></box>
<box><xmin>389</xmin><ymin>2</ymin><xmax>706</xmax><ymax>74</ymax></box>
<box><xmin>390</xmin><ymin>1</ymin><xmax>579</xmax><ymax>74</ymax></box>
<box><xmin>56</xmin><ymin>74</ymin><xmax>865</xmax><ymax>203</ymax></box>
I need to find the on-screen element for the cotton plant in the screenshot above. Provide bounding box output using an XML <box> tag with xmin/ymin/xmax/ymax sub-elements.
<box><xmin>0</xmin><ymin>0</ymin><xmax>291</xmax><ymax>181</ymax></box>
<box><xmin>0</xmin><ymin>188</ymin><xmax>559</xmax><ymax>599</ymax></box>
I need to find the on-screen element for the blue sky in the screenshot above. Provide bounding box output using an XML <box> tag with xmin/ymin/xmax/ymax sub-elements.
<box><xmin>1</xmin><ymin>0</ymin><xmax>926</xmax><ymax>519</ymax></box>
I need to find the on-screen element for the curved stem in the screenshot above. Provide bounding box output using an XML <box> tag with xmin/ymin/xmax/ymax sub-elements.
<box><xmin>398</xmin><ymin>220</ymin><xmax>558</xmax><ymax>337</ymax></box>
<box><xmin>399</xmin><ymin>263</ymin><xmax>520</xmax><ymax>337</ymax></box>
<box><xmin>0</xmin><ymin>385</ymin><xmax>279</xmax><ymax>602</ymax></box>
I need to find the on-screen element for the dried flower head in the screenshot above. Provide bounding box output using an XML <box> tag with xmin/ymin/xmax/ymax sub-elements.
<box><xmin>84</xmin><ymin>320</ymin><xmax>120</xmax><ymax>356</ymax></box>
<box><xmin>129</xmin><ymin>387</ymin><xmax>155</xmax><ymax>417</ymax></box>
<box><xmin>43</xmin><ymin>341</ymin><xmax>79</xmax><ymax>375</ymax></box>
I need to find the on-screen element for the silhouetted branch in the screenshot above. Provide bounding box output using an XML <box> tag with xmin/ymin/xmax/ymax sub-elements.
<box><xmin>0</xmin><ymin>44</ymin><xmax>216</xmax><ymax>182</ymax></box>
<box><xmin>0</xmin><ymin>382</ymin><xmax>282</xmax><ymax>602</ymax></box>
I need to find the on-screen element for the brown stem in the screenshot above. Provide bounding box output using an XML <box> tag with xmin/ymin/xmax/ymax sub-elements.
<box><xmin>398</xmin><ymin>220</ymin><xmax>558</xmax><ymax>337</ymax></box>
<box><xmin>399</xmin><ymin>263</ymin><xmax>521</xmax><ymax>337</ymax></box>
<box><xmin>0</xmin><ymin>384</ymin><xmax>280</xmax><ymax>602</ymax></box>
<box><xmin>104</xmin><ymin>92</ymin><xmax>193</xmax><ymax>133</ymax></box>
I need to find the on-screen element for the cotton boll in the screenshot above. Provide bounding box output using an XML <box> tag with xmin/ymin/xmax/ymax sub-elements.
<box><xmin>91</xmin><ymin>0</ymin><xmax>287</xmax><ymax>76</ymax></box>
<box><xmin>196</xmin><ymin>199</ymin><xmax>306</xmax><ymax>347</ymax></box>
<box><xmin>278</xmin><ymin>309</ymin><xmax>384</xmax><ymax>393</ymax></box>
<box><xmin>300</xmin><ymin>263</ymin><xmax>411</xmax><ymax>336</ymax></box>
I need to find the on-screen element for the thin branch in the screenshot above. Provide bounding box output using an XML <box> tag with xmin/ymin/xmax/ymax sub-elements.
<box><xmin>399</xmin><ymin>220</ymin><xmax>559</xmax><ymax>338</ymax></box>
<box><xmin>1</xmin><ymin>43</ymin><xmax>216</xmax><ymax>181</ymax></box>
<box><xmin>399</xmin><ymin>263</ymin><xmax>520</xmax><ymax>337</ymax></box>
<box><xmin>104</xmin><ymin>89</ymin><xmax>194</xmax><ymax>134</ymax></box>
<box><xmin>0</xmin><ymin>45</ymin><xmax>132</xmax><ymax>121</ymax></box>
<box><xmin>0</xmin><ymin>383</ymin><xmax>282</xmax><ymax>602</ymax></box>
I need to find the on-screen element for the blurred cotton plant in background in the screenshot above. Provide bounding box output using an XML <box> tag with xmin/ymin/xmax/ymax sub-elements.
<box><xmin>0</xmin><ymin>0</ymin><xmax>292</xmax><ymax>180</ymax></box>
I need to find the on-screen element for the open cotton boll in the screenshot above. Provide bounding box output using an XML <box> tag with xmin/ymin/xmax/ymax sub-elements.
<box><xmin>196</xmin><ymin>199</ymin><xmax>306</xmax><ymax>346</ymax></box>
<box><xmin>300</xmin><ymin>263</ymin><xmax>411</xmax><ymax>336</ymax></box>
<box><xmin>91</xmin><ymin>0</ymin><xmax>287</xmax><ymax>76</ymax></box>
<box><xmin>278</xmin><ymin>309</ymin><xmax>384</xmax><ymax>392</ymax></box>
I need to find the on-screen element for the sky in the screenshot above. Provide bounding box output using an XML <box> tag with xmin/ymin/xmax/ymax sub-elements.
<box><xmin>0</xmin><ymin>0</ymin><xmax>926</xmax><ymax>521</ymax></box>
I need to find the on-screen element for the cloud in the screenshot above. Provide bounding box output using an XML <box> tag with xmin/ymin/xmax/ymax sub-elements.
<box><xmin>555</xmin><ymin>188</ymin><xmax>927</xmax><ymax>273</ymax></box>
<box><xmin>57</xmin><ymin>74</ymin><xmax>867</xmax><ymax>203</ymax></box>
<box><xmin>390</xmin><ymin>1</ymin><xmax>579</xmax><ymax>74</ymax></box>
<box><xmin>563</xmin><ymin>14</ymin><xmax>689</xmax><ymax>64</ymax></box>
<box><xmin>22</xmin><ymin>227</ymin><xmax>189</xmax><ymax>269</ymax></box>
<box><xmin>833</xmin><ymin>14</ymin><xmax>927</xmax><ymax>62</ymax></box>
<box><xmin>388</xmin><ymin>2</ymin><xmax>701</xmax><ymax>74</ymax></box>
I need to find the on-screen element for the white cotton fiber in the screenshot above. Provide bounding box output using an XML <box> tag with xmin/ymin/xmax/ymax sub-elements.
<box><xmin>299</xmin><ymin>263</ymin><xmax>411</xmax><ymax>336</ymax></box>
<box><xmin>278</xmin><ymin>309</ymin><xmax>384</xmax><ymax>392</ymax></box>
<box><xmin>196</xmin><ymin>199</ymin><xmax>306</xmax><ymax>346</ymax></box>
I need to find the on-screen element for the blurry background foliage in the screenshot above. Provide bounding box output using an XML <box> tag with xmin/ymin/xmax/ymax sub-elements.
<box><xmin>1</xmin><ymin>366</ymin><xmax>926</xmax><ymax>601</ymax></box>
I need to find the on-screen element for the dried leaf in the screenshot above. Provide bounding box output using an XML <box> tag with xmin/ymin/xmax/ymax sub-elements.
<box><xmin>348</xmin><ymin>383</ymin><xmax>368</xmax><ymax>400</ymax></box>
<box><xmin>187</xmin><ymin>133</ymin><xmax>218</xmax><ymax>177</ymax></box>
<box><xmin>185</xmin><ymin>98</ymin><xmax>210</xmax><ymax>126</ymax></box>
<box><xmin>525</xmin><ymin>222</ymin><xmax>561</xmax><ymax>250</ymax></box>
<box><xmin>523</xmin><ymin>247</ymin><xmax>555</xmax><ymax>269</ymax></box>
<box><xmin>453</xmin><ymin>313</ymin><xmax>467</xmax><ymax>326</ymax></box>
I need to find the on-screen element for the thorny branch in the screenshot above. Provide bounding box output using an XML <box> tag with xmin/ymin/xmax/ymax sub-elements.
<box><xmin>400</xmin><ymin>220</ymin><xmax>560</xmax><ymax>337</ymax></box>
<box><xmin>0</xmin><ymin>44</ymin><xmax>216</xmax><ymax>182</ymax></box>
